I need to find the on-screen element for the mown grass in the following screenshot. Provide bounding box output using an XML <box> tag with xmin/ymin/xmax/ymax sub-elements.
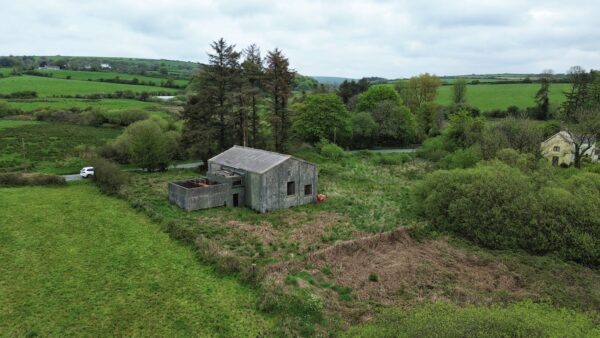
<box><xmin>436</xmin><ymin>83</ymin><xmax>570</xmax><ymax>111</ymax></box>
<box><xmin>343</xmin><ymin>301</ymin><xmax>599</xmax><ymax>337</ymax></box>
<box><xmin>0</xmin><ymin>75</ymin><xmax>178</xmax><ymax>97</ymax></box>
<box><xmin>36</xmin><ymin>69</ymin><xmax>189</xmax><ymax>87</ymax></box>
<box><xmin>0</xmin><ymin>183</ymin><xmax>271</xmax><ymax>337</ymax></box>
<box><xmin>0</xmin><ymin>122</ymin><xmax>121</xmax><ymax>173</ymax></box>
<box><xmin>0</xmin><ymin>119</ymin><xmax>41</xmax><ymax>131</ymax></box>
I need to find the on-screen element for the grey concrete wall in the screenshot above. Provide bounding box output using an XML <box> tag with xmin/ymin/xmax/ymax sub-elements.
<box><xmin>259</xmin><ymin>158</ymin><xmax>317</xmax><ymax>213</ymax></box>
<box><xmin>168</xmin><ymin>180</ymin><xmax>231</xmax><ymax>211</ymax></box>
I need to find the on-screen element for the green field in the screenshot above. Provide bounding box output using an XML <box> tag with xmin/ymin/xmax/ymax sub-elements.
<box><xmin>4</xmin><ymin>98</ymin><xmax>161</xmax><ymax>112</ymax></box>
<box><xmin>0</xmin><ymin>119</ymin><xmax>41</xmax><ymax>131</ymax></box>
<box><xmin>0</xmin><ymin>67</ymin><xmax>12</xmax><ymax>77</ymax></box>
<box><xmin>0</xmin><ymin>76</ymin><xmax>178</xmax><ymax>97</ymax></box>
<box><xmin>436</xmin><ymin>83</ymin><xmax>570</xmax><ymax>111</ymax></box>
<box><xmin>0</xmin><ymin>122</ymin><xmax>122</xmax><ymax>173</ymax></box>
<box><xmin>36</xmin><ymin>69</ymin><xmax>189</xmax><ymax>87</ymax></box>
<box><xmin>0</xmin><ymin>184</ymin><xmax>270</xmax><ymax>337</ymax></box>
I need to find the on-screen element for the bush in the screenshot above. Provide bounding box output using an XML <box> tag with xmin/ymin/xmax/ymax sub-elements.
<box><xmin>0</xmin><ymin>173</ymin><xmax>66</xmax><ymax>186</ymax></box>
<box><xmin>0</xmin><ymin>101</ymin><xmax>22</xmax><ymax>117</ymax></box>
<box><xmin>413</xmin><ymin>162</ymin><xmax>600</xmax><ymax>266</ymax></box>
<box><xmin>105</xmin><ymin>109</ymin><xmax>149</xmax><ymax>126</ymax></box>
<box><xmin>416</xmin><ymin>136</ymin><xmax>449</xmax><ymax>162</ymax></box>
<box><xmin>319</xmin><ymin>142</ymin><xmax>345</xmax><ymax>161</ymax></box>
<box><xmin>90</xmin><ymin>157</ymin><xmax>128</xmax><ymax>195</ymax></box>
<box><xmin>114</xmin><ymin>118</ymin><xmax>179</xmax><ymax>171</ymax></box>
<box><xmin>440</xmin><ymin>145</ymin><xmax>482</xmax><ymax>169</ymax></box>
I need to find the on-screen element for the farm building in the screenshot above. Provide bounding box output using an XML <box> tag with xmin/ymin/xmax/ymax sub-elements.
<box><xmin>169</xmin><ymin>146</ymin><xmax>318</xmax><ymax>213</ymax></box>
<box><xmin>541</xmin><ymin>131</ymin><xmax>598</xmax><ymax>166</ymax></box>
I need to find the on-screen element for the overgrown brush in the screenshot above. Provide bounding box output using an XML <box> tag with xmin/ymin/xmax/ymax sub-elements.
<box><xmin>0</xmin><ymin>172</ymin><xmax>65</xmax><ymax>186</ymax></box>
<box><xmin>89</xmin><ymin>157</ymin><xmax>128</xmax><ymax>195</ymax></box>
<box><xmin>413</xmin><ymin>161</ymin><xmax>600</xmax><ymax>266</ymax></box>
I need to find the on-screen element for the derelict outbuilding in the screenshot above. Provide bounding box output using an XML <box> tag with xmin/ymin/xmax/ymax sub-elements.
<box><xmin>206</xmin><ymin>146</ymin><xmax>318</xmax><ymax>213</ymax></box>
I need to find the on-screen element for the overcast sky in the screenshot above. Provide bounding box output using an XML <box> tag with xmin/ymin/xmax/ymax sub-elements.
<box><xmin>1</xmin><ymin>0</ymin><xmax>598</xmax><ymax>78</ymax></box>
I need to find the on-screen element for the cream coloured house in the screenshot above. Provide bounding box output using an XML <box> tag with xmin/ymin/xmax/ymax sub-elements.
<box><xmin>541</xmin><ymin>131</ymin><xmax>598</xmax><ymax>166</ymax></box>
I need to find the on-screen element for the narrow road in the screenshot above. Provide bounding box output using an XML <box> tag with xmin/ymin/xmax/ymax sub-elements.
<box><xmin>347</xmin><ymin>147</ymin><xmax>418</xmax><ymax>154</ymax></box>
<box><xmin>62</xmin><ymin>161</ymin><xmax>203</xmax><ymax>182</ymax></box>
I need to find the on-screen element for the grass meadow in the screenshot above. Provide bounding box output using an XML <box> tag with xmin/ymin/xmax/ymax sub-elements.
<box><xmin>0</xmin><ymin>76</ymin><xmax>178</xmax><ymax>97</ymax></box>
<box><xmin>37</xmin><ymin>69</ymin><xmax>190</xmax><ymax>87</ymax></box>
<box><xmin>3</xmin><ymin>98</ymin><xmax>160</xmax><ymax>112</ymax></box>
<box><xmin>436</xmin><ymin>83</ymin><xmax>570</xmax><ymax>111</ymax></box>
<box><xmin>0</xmin><ymin>183</ymin><xmax>271</xmax><ymax>337</ymax></box>
<box><xmin>0</xmin><ymin>67</ymin><xmax>12</xmax><ymax>77</ymax></box>
<box><xmin>0</xmin><ymin>119</ymin><xmax>41</xmax><ymax>131</ymax></box>
<box><xmin>0</xmin><ymin>122</ymin><xmax>121</xmax><ymax>173</ymax></box>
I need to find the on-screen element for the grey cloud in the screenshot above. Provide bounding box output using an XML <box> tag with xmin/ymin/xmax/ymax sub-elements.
<box><xmin>0</xmin><ymin>0</ymin><xmax>599</xmax><ymax>78</ymax></box>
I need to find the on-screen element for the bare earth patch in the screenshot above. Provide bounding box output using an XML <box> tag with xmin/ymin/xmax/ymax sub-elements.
<box><xmin>267</xmin><ymin>228</ymin><xmax>535</xmax><ymax>323</ymax></box>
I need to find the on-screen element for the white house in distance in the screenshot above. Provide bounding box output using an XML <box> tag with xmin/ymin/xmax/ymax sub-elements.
<box><xmin>38</xmin><ymin>65</ymin><xmax>61</xmax><ymax>71</ymax></box>
<box><xmin>100</xmin><ymin>63</ymin><xmax>112</xmax><ymax>69</ymax></box>
<box><xmin>541</xmin><ymin>131</ymin><xmax>599</xmax><ymax>166</ymax></box>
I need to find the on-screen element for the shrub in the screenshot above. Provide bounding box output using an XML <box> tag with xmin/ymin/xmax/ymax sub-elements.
<box><xmin>368</xmin><ymin>273</ymin><xmax>379</xmax><ymax>282</ymax></box>
<box><xmin>118</xmin><ymin>118</ymin><xmax>179</xmax><ymax>171</ymax></box>
<box><xmin>440</xmin><ymin>145</ymin><xmax>482</xmax><ymax>169</ymax></box>
<box><xmin>90</xmin><ymin>157</ymin><xmax>128</xmax><ymax>195</ymax></box>
<box><xmin>0</xmin><ymin>101</ymin><xmax>22</xmax><ymax>117</ymax></box>
<box><xmin>495</xmin><ymin>148</ymin><xmax>537</xmax><ymax>173</ymax></box>
<box><xmin>105</xmin><ymin>109</ymin><xmax>149</xmax><ymax>126</ymax></box>
<box><xmin>319</xmin><ymin>139</ymin><xmax>345</xmax><ymax>160</ymax></box>
<box><xmin>413</xmin><ymin>162</ymin><xmax>600</xmax><ymax>266</ymax></box>
<box><xmin>416</xmin><ymin>135</ymin><xmax>449</xmax><ymax>162</ymax></box>
<box><xmin>0</xmin><ymin>173</ymin><xmax>66</xmax><ymax>186</ymax></box>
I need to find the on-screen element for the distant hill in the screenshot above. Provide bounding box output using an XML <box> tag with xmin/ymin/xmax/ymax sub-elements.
<box><xmin>0</xmin><ymin>55</ymin><xmax>201</xmax><ymax>80</ymax></box>
<box><xmin>310</xmin><ymin>76</ymin><xmax>355</xmax><ymax>86</ymax></box>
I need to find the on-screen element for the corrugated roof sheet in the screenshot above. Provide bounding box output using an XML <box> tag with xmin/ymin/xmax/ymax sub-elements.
<box><xmin>208</xmin><ymin>146</ymin><xmax>292</xmax><ymax>174</ymax></box>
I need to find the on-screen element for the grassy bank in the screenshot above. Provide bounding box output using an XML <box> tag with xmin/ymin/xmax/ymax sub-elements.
<box><xmin>0</xmin><ymin>183</ymin><xmax>271</xmax><ymax>337</ymax></box>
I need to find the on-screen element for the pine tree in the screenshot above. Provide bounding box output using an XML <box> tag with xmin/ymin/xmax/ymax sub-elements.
<box><xmin>534</xmin><ymin>76</ymin><xmax>550</xmax><ymax>120</ymax></box>
<box><xmin>561</xmin><ymin>66</ymin><xmax>590</xmax><ymax>119</ymax></box>
<box><xmin>241</xmin><ymin>44</ymin><xmax>264</xmax><ymax>147</ymax></box>
<box><xmin>184</xmin><ymin>38</ymin><xmax>241</xmax><ymax>155</ymax></box>
<box><xmin>265</xmin><ymin>49</ymin><xmax>295</xmax><ymax>152</ymax></box>
<box><xmin>205</xmin><ymin>38</ymin><xmax>241</xmax><ymax>151</ymax></box>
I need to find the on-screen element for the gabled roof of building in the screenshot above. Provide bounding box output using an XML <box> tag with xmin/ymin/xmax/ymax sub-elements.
<box><xmin>208</xmin><ymin>146</ymin><xmax>292</xmax><ymax>174</ymax></box>
<box><xmin>542</xmin><ymin>131</ymin><xmax>596</xmax><ymax>145</ymax></box>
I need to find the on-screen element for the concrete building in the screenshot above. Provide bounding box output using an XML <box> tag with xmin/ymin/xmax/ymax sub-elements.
<box><xmin>169</xmin><ymin>146</ymin><xmax>318</xmax><ymax>213</ymax></box>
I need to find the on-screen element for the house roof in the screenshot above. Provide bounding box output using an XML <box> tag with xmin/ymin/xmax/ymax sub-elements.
<box><xmin>543</xmin><ymin>131</ymin><xmax>596</xmax><ymax>145</ymax></box>
<box><xmin>208</xmin><ymin>146</ymin><xmax>292</xmax><ymax>174</ymax></box>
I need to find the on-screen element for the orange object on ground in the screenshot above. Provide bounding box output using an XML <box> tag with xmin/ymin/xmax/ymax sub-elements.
<box><xmin>316</xmin><ymin>193</ymin><xmax>327</xmax><ymax>202</ymax></box>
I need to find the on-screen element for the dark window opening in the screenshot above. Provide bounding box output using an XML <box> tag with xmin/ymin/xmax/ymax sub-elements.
<box><xmin>233</xmin><ymin>180</ymin><xmax>242</xmax><ymax>186</ymax></box>
<box><xmin>304</xmin><ymin>184</ymin><xmax>312</xmax><ymax>195</ymax></box>
<box><xmin>552</xmin><ymin>156</ymin><xmax>559</xmax><ymax>166</ymax></box>
<box><xmin>287</xmin><ymin>181</ymin><xmax>295</xmax><ymax>196</ymax></box>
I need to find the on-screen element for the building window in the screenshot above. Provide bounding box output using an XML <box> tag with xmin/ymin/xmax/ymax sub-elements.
<box><xmin>233</xmin><ymin>180</ymin><xmax>242</xmax><ymax>186</ymax></box>
<box><xmin>304</xmin><ymin>184</ymin><xmax>312</xmax><ymax>195</ymax></box>
<box><xmin>553</xmin><ymin>146</ymin><xmax>560</xmax><ymax>152</ymax></box>
<box><xmin>287</xmin><ymin>181</ymin><xmax>295</xmax><ymax>196</ymax></box>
